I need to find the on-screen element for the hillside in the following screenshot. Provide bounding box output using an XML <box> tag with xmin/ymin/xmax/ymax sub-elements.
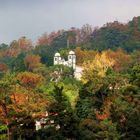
<box><xmin>35</xmin><ymin>16</ymin><xmax>140</xmax><ymax>52</ymax></box>
<box><xmin>0</xmin><ymin>16</ymin><xmax>140</xmax><ymax>67</ymax></box>
<box><xmin>0</xmin><ymin>16</ymin><xmax>140</xmax><ymax>140</ymax></box>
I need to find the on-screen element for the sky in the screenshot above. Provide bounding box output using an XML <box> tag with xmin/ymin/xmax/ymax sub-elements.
<box><xmin>0</xmin><ymin>0</ymin><xmax>140</xmax><ymax>44</ymax></box>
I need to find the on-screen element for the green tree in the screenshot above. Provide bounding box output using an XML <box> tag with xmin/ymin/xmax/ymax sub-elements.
<box><xmin>46</xmin><ymin>85</ymin><xmax>79</xmax><ymax>139</ymax></box>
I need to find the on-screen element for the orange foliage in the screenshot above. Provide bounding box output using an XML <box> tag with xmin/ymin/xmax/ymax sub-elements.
<box><xmin>37</xmin><ymin>31</ymin><xmax>63</xmax><ymax>46</ymax></box>
<box><xmin>96</xmin><ymin>96</ymin><xmax>116</xmax><ymax>121</ymax></box>
<box><xmin>105</xmin><ymin>49</ymin><xmax>131</xmax><ymax>72</ymax></box>
<box><xmin>75</xmin><ymin>47</ymin><xmax>97</xmax><ymax>65</ymax></box>
<box><xmin>95</xmin><ymin>111</ymin><xmax>109</xmax><ymax>121</ymax></box>
<box><xmin>37</xmin><ymin>33</ymin><xmax>49</xmax><ymax>46</ymax></box>
<box><xmin>11</xmin><ymin>93</ymin><xmax>26</xmax><ymax>104</ymax></box>
<box><xmin>0</xmin><ymin>91</ymin><xmax>48</xmax><ymax>123</ymax></box>
<box><xmin>8</xmin><ymin>40</ymin><xmax>20</xmax><ymax>57</ymax></box>
<box><xmin>17</xmin><ymin>72</ymin><xmax>43</xmax><ymax>88</ymax></box>
<box><xmin>24</xmin><ymin>54</ymin><xmax>41</xmax><ymax>71</ymax></box>
<box><xmin>18</xmin><ymin>36</ymin><xmax>32</xmax><ymax>51</ymax></box>
<box><xmin>0</xmin><ymin>107</ymin><xmax>5</xmax><ymax>122</ymax></box>
<box><xmin>0</xmin><ymin>63</ymin><xmax>8</xmax><ymax>72</ymax></box>
<box><xmin>8</xmin><ymin>37</ymin><xmax>32</xmax><ymax>57</ymax></box>
<box><xmin>0</xmin><ymin>50</ymin><xmax>7</xmax><ymax>58</ymax></box>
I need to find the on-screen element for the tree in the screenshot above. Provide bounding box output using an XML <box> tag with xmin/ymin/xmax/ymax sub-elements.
<box><xmin>0</xmin><ymin>72</ymin><xmax>48</xmax><ymax>139</ymax></box>
<box><xmin>24</xmin><ymin>54</ymin><xmax>41</xmax><ymax>72</ymax></box>
<box><xmin>78</xmin><ymin>119</ymin><xmax>99</xmax><ymax>140</ymax></box>
<box><xmin>37</xmin><ymin>31</ymin><xmax>62</xmax><ymax>46</ymax></box>
<box><xmin>37</xmin><ymin>33</ymin><xmax>50</xmax><ymax>46</ymax></box>
<box><xmin>10</xmin><ymin>53</ymin><xmax>26</xmax><ymax>72</ymax></box>
<box><xmin>131</xmin><ymin>50</ymin><xmax>140</xmax><ymax>65</ymax></box>
<box><xmin>76</xmin><ymin>84</ymin><xmax>96</xmax><ymax>120</ymax></box>
<box><xmin>130</xmin><ymin>65</ymin><xmax>140</xmax><ymax>87</ymax></box>
<box><xmin>105</xmin><ymin>49</ymin><xmax>132</xmax><ymax>72</ymax></box>
<box><xmin>46</xmin><ymin>85</ymin><xmax>79</xmax><ymax>139</ymax></box>
<box><xmin>0</xmin><ymin>63</ymin><xmax>8</xmax><ymax>72</ymax></box>
<box><xmin>18</xmin><ymin>36</ymin><xmax>32</xmax><ymax>51</ymax></box>
<box><xmin>8</xmin><ymin>40</ymin><xmax>19</xmax><ymax>57</ymax></box>
<box><xmin>75</xmin><ymin>47</ymin><xmax>97</xmax><ymax>65</ymax></box>
<box><xmin>76</xmin><ymin>24</ymin><xmax>93</xmax><ymax>44</ymax></box>
<box><xmin>17</xmin><ymin>72</ymin><xmax>43</xmax><ymax>90</ymax></box>
<box><xmin>96</xmin><ymin>120</ymin><xmax>122</xmax><ymax>140</ymax></box>
<box><xmin>0</xmin><ymin>73</ymin><xmax>15</xmax><ymax>140</ymax></box>
<box><xmin>8</xmin><ymin>37</ymin><xmax>33</xmax><ymax>57</ymax></box>
<box><xmin>82</xmin><ymin>51</ymin><xmax>114</xmax><ymax>83</ymax></box>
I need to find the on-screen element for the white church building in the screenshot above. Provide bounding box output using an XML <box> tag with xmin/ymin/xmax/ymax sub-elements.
<box><xmin>54</xmin><ymin>51</ymin><xmax>83</xmax><ymax>80</ymax></box>
<box><xmin>54</xmin><ymin>51</ymin><xmax>76</xmax><ymax>69</ymax></box>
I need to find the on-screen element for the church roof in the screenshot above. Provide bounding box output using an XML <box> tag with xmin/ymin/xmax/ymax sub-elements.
<box><xmin>54</xmin><ymin>52</ymin><xmax>60</xmax><ymax>57</ymax></box>
<box><xmin>69</xmin><ymin>50</ymin><xmax>75</xmax><ymax>55</ymax></box>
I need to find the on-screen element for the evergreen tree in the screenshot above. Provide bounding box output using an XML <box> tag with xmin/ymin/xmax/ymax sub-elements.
<box><xmin>46</xmin><ymin>85</ymin><xmax>79</xmax><ymax>139</ymax></box>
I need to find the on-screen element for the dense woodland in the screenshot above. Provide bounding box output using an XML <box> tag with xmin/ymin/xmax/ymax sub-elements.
<box><xmin>0</xmin><ymin>16</ymin><xmax>140</xmax><ymax>140</ymax></box>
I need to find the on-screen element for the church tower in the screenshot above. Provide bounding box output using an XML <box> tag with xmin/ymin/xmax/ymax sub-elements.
<box><xmin>68</xmin><ymin>51</ymin><xmax>76</xmax><ymax>69</ymax></box>
<box><xmin>54</xmin><ymin>52</ymin><xmax>61</xmax><ymax>65</ymax></box>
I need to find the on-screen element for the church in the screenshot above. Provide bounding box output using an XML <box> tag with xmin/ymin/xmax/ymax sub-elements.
<box><xmin>54</xmin><ymin>50</ymin><xmax>76</xmax><ymax>69</ymax></box>
<box><xmin>54</xmin><ymin>51</ymin><xmax>83</xmax><ymax>80</ymax></box>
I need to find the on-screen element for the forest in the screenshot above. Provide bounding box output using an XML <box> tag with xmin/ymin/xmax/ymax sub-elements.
<box><xmin>0</xmin><ymin>16</ymin><xmax>140</xmax><ymax>140</ymax></box>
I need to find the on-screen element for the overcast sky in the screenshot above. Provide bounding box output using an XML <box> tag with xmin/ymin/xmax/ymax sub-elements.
<box><xmin>0</xmin><ymin>0</ymin><xmax>140</xmax><ymax>44</ymax></box>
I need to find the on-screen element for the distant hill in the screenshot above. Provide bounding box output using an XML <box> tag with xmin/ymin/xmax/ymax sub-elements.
<box><xmin>35</xmin><ymin>16</ymin><xmax>140</xmax><ymax>52</ymax></box>
<box><xmin>1</xmin><ymin>16</ymin><xmax>140</xmax><ymax>67</ymax></box>
<box><xmin>32</xmin><ymin>16</ymin><xmax>140</xmax><ymax>65</ymax></box>
<box><xmin>88</xmin><ymin>16</ymin><xmax>140</xmax><ymax>52</ymax></box>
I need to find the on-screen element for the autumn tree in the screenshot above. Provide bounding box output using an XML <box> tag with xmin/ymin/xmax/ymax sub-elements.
<box><xmin>0</xmin><ymin>73</ymin><xmax>15</xmax><ymax>140</ymax></box>
<box><xmin>76</xmin><ymin>24</ymin><xmax>93</xmax><ymax>44</ymax></box>
<box><xmin>8</xmin><ymin>40</ymin><xmax>19</xmax><ymax>57</ymax></box>
<box><xmin>24</xmin><ymin>54</ymin><xmax>41</xmax><ymax>71</ymax></box>
<box><xmin>8</xmin><ymin>37</ymin><xmax>33</xmax><ymax>57</ymax></box>
<box><xmin>37</xmin><ymin>33</ymin><xmax>49</xmax><ymax>46</ymax></box>
<box><xmin>6</xmin><ymin>72</ymin><xmax>47</xmax><ymax>139</ymax></box>
<box><xmin>18</xmin><ymin>36</ymin><xmax>33</xmax><ymax>51</ymax></box>
<box><xmin>17</xmin><ymin>72</ymin><xmax>42</xmax><ymax>90</ymax></box>
<box><xmin>105</xmin><ymin>49</ymin><xmax>132</xmax><ymax>72</ymax></box>
<box><xmin>82</xmin><ymin>51</ymin><xmax>114</xmax><ymax>83</ymax></box>
<box><xmin>37</xmin><ymin>31</ymin><xmax>63</xmax><ymax>46</ymax></box>
<box><xmin>17</xmin><ymin>72</ymin><xmax>46</xmax><ymax>111</ymax></box>
<box><xmin>0</xmin><ymin>63</ymin><xmax>8</xmax><ymax>73</ymax></box>
<box><xmin>17</xmin><ymin>71</ymin><xmax>43</xmax><ymax>107</ymax></box>
<box><xmin>75</xmin><ymin>47</ymin><xmax>97</xmax><ymax>65</ymax></box>
<box><xmin>0</xmin><ymin>72</ymin><xmax>48</xmax><ymax>139</ymax></box>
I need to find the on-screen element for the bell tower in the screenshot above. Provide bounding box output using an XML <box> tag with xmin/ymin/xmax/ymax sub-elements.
<box><xmin>68</xmin><ymin>51</ymin><xmax>76</xmax><ymax>70</ymax></box>
<box><xmin>54</xmin><ymin>52</ymin><xmax>61</xmax><ymax>65</ymax></box>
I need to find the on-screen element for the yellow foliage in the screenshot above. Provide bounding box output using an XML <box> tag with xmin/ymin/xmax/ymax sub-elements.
<box><xmin>82</xmin><ymin>51</ymin><xmax>114</xmax><ymax>83</ymax></box>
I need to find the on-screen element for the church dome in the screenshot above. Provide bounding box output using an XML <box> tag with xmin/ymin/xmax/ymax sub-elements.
<box><xmin>69</xmin><ymin>50</ymin><xmax>75</xmax><ymax>55</ymax></box>
<box><xmin>54</xmin><ymin>52</ymin><xmax>60</xmax><ymax>57</ymax></box>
